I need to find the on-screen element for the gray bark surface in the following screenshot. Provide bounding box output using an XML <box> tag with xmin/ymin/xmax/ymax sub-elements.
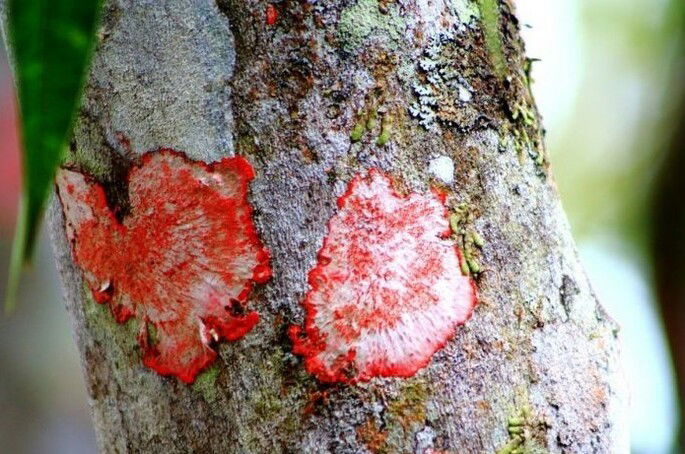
<box><xmin>15</xmin><ymin>0</ymin><xmax>631</xmax><ymax>452</ymax></box>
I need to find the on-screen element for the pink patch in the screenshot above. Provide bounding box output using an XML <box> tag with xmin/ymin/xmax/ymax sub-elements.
<box><xmin>290</xmin><ymin>169</ymin><xmax>476</xmax><ymax>383</ymax></box>
<box><xmin>0</xmin><ymin>81</ymin><xmax>20</xmax><ymax>235</ymax></box>
<box><xmin>56</xmin><ymin>150</ymin><xmax>271</xmax><ymax>383</ymax></box>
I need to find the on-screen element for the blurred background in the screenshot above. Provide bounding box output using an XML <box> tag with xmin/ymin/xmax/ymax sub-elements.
<box><xmin>0</xmin><ymin>1</ymin><xmax>684</xmax><ymax>452</ymax></box>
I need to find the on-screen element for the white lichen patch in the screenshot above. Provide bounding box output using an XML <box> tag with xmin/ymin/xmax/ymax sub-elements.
<box><xmin>451</xmin><ymin>0</ymin><xmax>480</xmax><ymax>27</ymax></box>
<box><xmin>458</xmin><ymin>85</ymin><xmax>473</xmax><ymax>102</ymax></box>
<box><xmin>428</xmin><ymin>156</ymin><xmax>455</xmax><ymax>184</ymax></box>
<box><xmin>337</xmin><ymin>0</ymin><xmax>405</xmax><ymax>54</ymax></box>
<box><xmin>407</xmin><ymin>0</ymin><xmax>479</xmax><ymax>39</ymax></box>
<box><xmin>409</xmin><ymin>32</ymin><xmax>479</xmax><ymax>132</ymax></box>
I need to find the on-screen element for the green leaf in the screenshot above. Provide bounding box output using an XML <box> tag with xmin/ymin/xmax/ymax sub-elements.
<box><xmin>4</xmin><ymin>0</ymin><xmax>102</xmax><ymax>312</ymax></box>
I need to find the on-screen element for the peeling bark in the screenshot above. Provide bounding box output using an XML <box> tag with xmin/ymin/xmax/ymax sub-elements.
<box><xmin>9</xmin><ymin>0</ymin><xmax>629</xmax><ymax>452</ymax></box>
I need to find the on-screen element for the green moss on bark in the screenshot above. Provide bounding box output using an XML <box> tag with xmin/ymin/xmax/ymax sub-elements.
<box><xmin>338</xmin><ymin>0</ymin><xmax>405</xmax><ymax>54</ymax></box>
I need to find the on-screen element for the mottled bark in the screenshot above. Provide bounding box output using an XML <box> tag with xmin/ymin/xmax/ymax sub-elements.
<box><xmin>9</xmin><ymin>0</ymin><xmax>629</xmax><ymax>452</ymax></box>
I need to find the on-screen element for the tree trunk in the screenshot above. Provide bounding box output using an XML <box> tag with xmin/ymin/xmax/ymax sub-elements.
<box><xmin>15</xmin><ymin>0</ymin><xmax>630</xmax><ymax>452</ymax></box>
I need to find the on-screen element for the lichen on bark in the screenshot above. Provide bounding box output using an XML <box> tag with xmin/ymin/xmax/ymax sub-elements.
<box><xmin>0</xmin><ymin>0</ymin><xmax>629</xmax><ymax>452</ymax></box>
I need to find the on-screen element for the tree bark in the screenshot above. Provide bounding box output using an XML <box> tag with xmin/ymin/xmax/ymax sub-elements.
<box><xmin>11</xmin><ymin>0</ymin><xmax>629</xmax><ymax>452</ymax></box>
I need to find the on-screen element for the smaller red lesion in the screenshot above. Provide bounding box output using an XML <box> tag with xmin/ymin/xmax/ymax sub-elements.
<box><xmin>266</xmin><ymin>4</ymin><xmax>278</xmax><ymax>26</ymax></box>
<box><xmin>289</xmin><ymin>169</ymin><xmax>477</xmax><ymax>383</ymax></box>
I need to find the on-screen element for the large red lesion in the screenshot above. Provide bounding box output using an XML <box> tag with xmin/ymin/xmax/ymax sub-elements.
<box><xmin>56</xmin><ymin>150</ymin><xmax>271</xmax><ymax>383</ymax></box>
<box><xmin>290</xmin><ymin>169</ymin><xmax>477</xmax><ymax>383</ymax></box>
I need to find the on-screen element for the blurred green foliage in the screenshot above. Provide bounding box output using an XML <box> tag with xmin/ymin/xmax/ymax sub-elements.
<box><xmin>4</xmin><ymin>0</ymin><xmax>102</xmax><ymax>311</ymax></box>
<box><xmin>549</xmin><ymin>0</ymin><xmax>684</xmax><ymax>249</ymax></box>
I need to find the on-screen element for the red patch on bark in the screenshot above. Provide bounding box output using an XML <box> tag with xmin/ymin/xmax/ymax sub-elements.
<box><xmin>289</xmin><ymin>169</ymin><xmax>476</xmax><ymax>383</ymax></box>
<box><xmin>266</xmin><ymin>4</ymin><xmax>278</xmax><ymax>26</ymax></box>
<box><xmin>56</xmin><ymin>150</ymin><xmax>271</xmax><ymax>383</ymax></box>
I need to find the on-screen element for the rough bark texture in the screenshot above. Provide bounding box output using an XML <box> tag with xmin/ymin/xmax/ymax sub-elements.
<box><xmin>10</xmin><ymin>0</ymin><xmax>629</xmax><ymax>452</ymax></box>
